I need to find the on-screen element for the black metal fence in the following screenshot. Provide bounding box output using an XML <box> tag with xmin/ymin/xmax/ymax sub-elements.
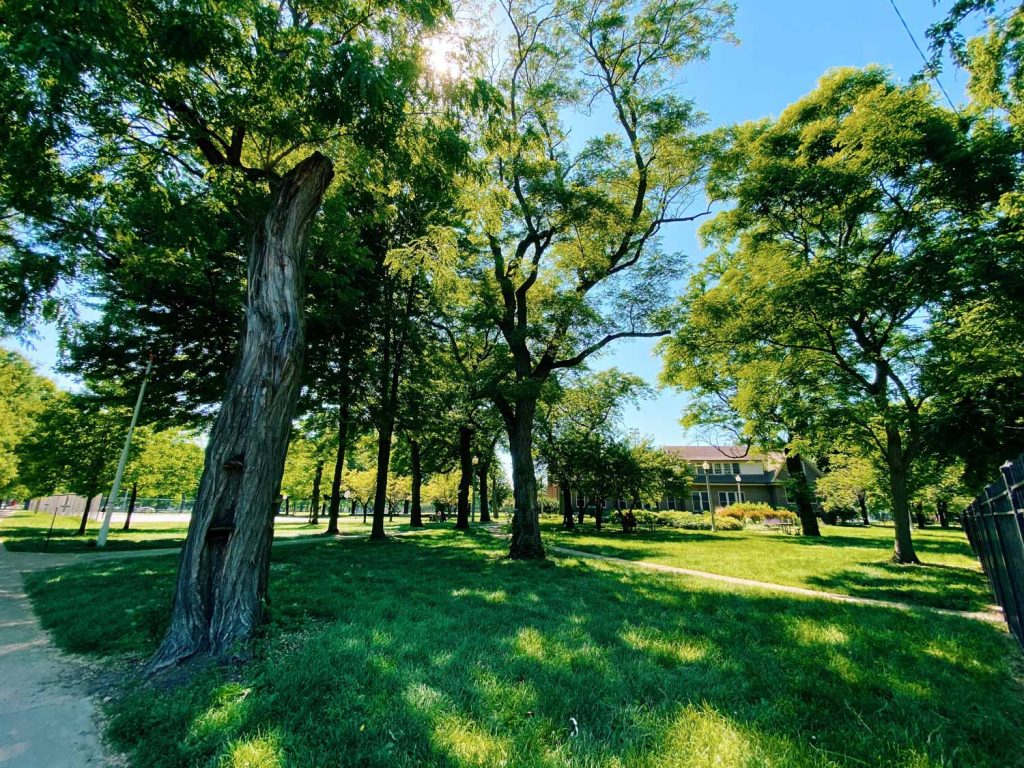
<box><xmin>962</xmin><ymin>454</ymin><xmax>1024</xmax><ymax>649</ymax></box>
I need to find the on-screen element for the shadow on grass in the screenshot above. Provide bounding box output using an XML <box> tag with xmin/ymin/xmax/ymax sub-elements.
<box><xmin>23</xmin><ymin>529</ymin><xmax>1024</xmax><ymax>768</ymax></box>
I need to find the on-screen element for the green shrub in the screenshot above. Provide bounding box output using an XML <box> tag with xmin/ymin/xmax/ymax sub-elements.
<box><xmin>726</xmin><ymin>502</ymin><xmax>797</xmax><ymax>525</ymax></box>
<box><xmin>653</xmin><ymin>512</ymin><xmax>744</xmax><ymax>531</ymax></box>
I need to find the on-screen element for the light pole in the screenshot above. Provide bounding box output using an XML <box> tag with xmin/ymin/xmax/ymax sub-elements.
<box><xmin>702</xmin><ymin>461</ymin><xmax>715</xmax><ymax>532</ymax></box>
<box><xmin>97</xmin><ymin>356</ymin><xmax>153</xmax><ymax>548</ymax></box>
<box><xmin>735</xmin><ymin>474</ymin><xmax>742</xmax><ymax>506</ymax></box>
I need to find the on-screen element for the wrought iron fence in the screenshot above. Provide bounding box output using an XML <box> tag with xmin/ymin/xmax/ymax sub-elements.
<box><xmin>962</xmin><ymin>454</ymin><xmax>1024</xmax><ymax>649</ymax></box>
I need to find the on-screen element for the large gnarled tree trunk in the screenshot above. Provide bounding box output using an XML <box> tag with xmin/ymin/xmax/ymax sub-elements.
<box><xmin>147</xmin><ymin>153</ymin><xmax>333</xmax><ymax>673</ymax></box>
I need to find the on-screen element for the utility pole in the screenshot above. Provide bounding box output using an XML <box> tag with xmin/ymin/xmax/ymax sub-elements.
<box><xmin>97</xmin><ymin>356</ymin><xmax>153</xmax><ymax>548</ymax></box>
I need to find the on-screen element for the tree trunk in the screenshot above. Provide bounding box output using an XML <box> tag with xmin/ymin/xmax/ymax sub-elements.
<box><xmin>594</xmin><ymin>497</ymin><xmax>604</xmax><ymax>531</ymax></box>
<box><xmin>122</xmin><ymin>482</ymin><xmax>138</xmax><ymax>531</ymax></box>
<box><xmin>914</xmin><ymin>501</ymin><xmax>927</xmax><ymax>528</ymax></box>
<box><xmin>456</xmin><ymin>425</ymin><xmax>472</xmax><ymax>530</ymax></box>
<box><xmin>561</xmin><ymin>484</ymin><xmax>575</xmax><ymax>530</ymax></box>
<box><xmin>75</xmin><ymin>492</ymin><xmax>94</xmax><ymax>536</ymax></box>
<box><xmin>146</xmin><ymin>153</ymin><xmax>333</xmax><ymax>674</ymax></box>
<box><xmin>786</xmin><ymin>454</ymin><xmax>820</xmax><ymax>537</ymax></box>
<box><xmin>410</xmin><ymin>439</ymin><xmax>423</xmax><ymax>527</ymax></box>
<box><xmin>505</xmin><ymin>401</ymin><xmax>544</xmax><ymax>559</ymax></box>
<box><xmin>886</xmin><ymin>427</ymin><xmax>920</xmax><ymax>564</ymax></box>
<box><xmin>857</xmin><ymin>491</ymin><xmax>869</xmax><ymax>526</ymax></box>
<box><xmin>577</xmin><ymin>491</ymin><xmax>586</xmax><ymax>526</ymax></box>
<box><xmin>937</xmin><ymin>499</ymin><xmax>949</xmax><ymax>529</ymax></box>
<box><xmin>371</xmin><ymin>424</ymin><xmax>393</xmax><ymax>540</ymax></box>
<box><xmin>309</xmin><ymin>461</ymin><xmax>323</xmax><ymax>526</ymax></box>
<box><xmin>478</xmin><ymin>464</ymin><xmax>491</xmax><ymax>523</ymax></box>
<box><xmin>326</xmin><ymin>407</ymin><xmax>349</xmax><ymax>534</ymax></box>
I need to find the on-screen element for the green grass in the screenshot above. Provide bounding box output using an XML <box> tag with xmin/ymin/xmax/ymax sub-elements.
<box><xmin>544</xmin><ymin>520</ymin><xmax>993</xmax><ymax>612</ymax></box>
<box><xmin>22</xmin><ymin>529</ymin><xmax>1024</xmax><ymax>768</ymax></box>
<box><xmin>0</xmin><ymin>510</ymin><xmax>427</xmax><ymax>553</ymax></box>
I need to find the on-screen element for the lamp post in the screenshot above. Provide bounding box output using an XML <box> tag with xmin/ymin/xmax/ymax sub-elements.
<box><xmin>471</xmin><ymin>456</ymin><xmax>479</xmax><ymax>522</ymax></box>
<box><xmin>735</xmin><ymin>474</ymin><xmax>742</xmax><ymax>506</ymax></box>
<box><xmin>97</xmin><ymin>356</ymin><xmax>153</xmax><ymax>548</ymax></box>
<box><xmin>702</xmin><ymin>461</ymin><xmax>715</xmax><ymax>532</ymax></box>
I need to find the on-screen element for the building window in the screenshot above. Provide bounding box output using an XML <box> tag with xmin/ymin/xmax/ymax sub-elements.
<box><xmin>732</xmin><ymin>462</ymin><xmax>741</xmax><ymax>475</ymax></box>
<box><xmin>667</xmin><ymin>495</ymin><xmax>676</xmax><ymax>510</ymax></box>
<box><xmin>695</xmin><ymin>463</ymin><xmax>705</xmax><ymax>475</ymax></box>
<box><xmin>718</xmin><ymin>491</ymin><xmax>743</xmax><ymax>507</ymax></box>
<box><xmin>780</xmin><ymin>486</ymin><xmax>789</xmax><ymax>503</ymax></box>
<box><xmin>691</xmin><ymin>491</ymin><xmax>710</xmax><ymax>511</ymax></box>
<box><xmin>713</xmin><ymin>462</ymin><xmax>722</xmax><ymax>474</ymax></box>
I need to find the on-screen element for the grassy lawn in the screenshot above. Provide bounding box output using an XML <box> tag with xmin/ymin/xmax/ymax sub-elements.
<box><xmin>22</xmin><ymin>528</ymin><xmax>1024</xmax><ymax>768</ymax></box>
<box><xmin>0</xmin><ymin>510</ymin><xmax>408</xmax><ymax>553</ymax></box>
<box><xmin>544</xmin><ymin>521</ymin><xmax>993</xmax><ymax>613</ymax></box>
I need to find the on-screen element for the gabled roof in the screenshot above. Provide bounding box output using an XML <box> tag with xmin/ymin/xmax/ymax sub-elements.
<box><xmin>662</xmin><ymin>445</ymin><xmax>782</xmax><ymax>463</ymax></box>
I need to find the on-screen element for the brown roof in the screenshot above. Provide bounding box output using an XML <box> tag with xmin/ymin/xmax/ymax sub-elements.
<box><xmin>662</xmin><ymin>445</ymin><xmax>786</xmax><ymax>464</ymax></box>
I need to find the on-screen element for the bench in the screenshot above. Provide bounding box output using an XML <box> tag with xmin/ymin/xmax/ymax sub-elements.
<box><xmin>764</xmin><ymin>517</ymin><xmax>797</xmax><ymax>535</ymax></box>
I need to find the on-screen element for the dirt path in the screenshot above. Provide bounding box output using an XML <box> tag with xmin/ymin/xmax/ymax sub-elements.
<box><xmin>0</xmin><ymin>538</ymin><xmax>109</xmax><ymax>767</ymax></box>
<box><xmin>479</xmin><ymin>523</ymin><xmax>1002</xmax><ymax>624</ymax></box>
<box><xmin>549</xmin><ymin>543</ymin><xmax>1004</xmax><ymax>624</ymax></box>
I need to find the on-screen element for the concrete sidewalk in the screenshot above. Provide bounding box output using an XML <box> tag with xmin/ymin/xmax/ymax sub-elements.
<box><xmin>0</xmin><ymin>540</ymin><xmax>109</xmax><ymax>767</ymax></box>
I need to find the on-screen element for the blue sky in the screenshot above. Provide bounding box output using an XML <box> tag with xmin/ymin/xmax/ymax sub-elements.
<box><xmin>5</xmin><ymin>1</ymin><xmax>973</xmax><ymax>446</ymax></box>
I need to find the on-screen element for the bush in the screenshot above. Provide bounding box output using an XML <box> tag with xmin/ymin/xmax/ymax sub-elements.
<box><xmin>726</xmin><ymin>502</ymin><xmax>797</xmax><ymax>525</ymax></box>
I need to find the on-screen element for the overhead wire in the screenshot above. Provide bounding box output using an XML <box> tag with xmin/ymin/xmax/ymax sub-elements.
<box><xmin>887</xmin><ymin>0</ymin><xmax>963</xmax><ymax>116</ymax></box>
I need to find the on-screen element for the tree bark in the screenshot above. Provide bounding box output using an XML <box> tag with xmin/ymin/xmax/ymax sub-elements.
<box><xmin>505</xmin><ymin>401</ymin><xmax>544</xmax><ymax>559</ymax></box>
<box><xmin>937</xmin><ymin>499</ymin><xmax>949</xmax><ymax>529</ymax></box>
<box><xmin>146</xmin><ymin>153</ymin><xmax>333</xmax><ymax>673</ymax></box>
<box><xmin>309</xmin><ymin>461</ymin><xmax>323</xmax><ymax>526</ymax></box>
<box><xmin>786</xmin><ymin>454</ymin><xmax>821</xmax><ymax>537</ymax></box>
<box><xmin>561</xmin><ymin>483</ymin><xmax>575</xmax><ymax>530</ymax></box>
<box><xmin>577</xmin><ymin>490</ymin><xmax>586</xmax><ymax>526</ymax></box>
<box><xmin>410</xmin><ymin>439</ymin><xmax>423</xmax><ymax>527</ymax></box>
<box><xmin>371</xmin><ymin>424</ymin><xmax>393</xmax><ymax>540</ymax></box>
<box><xmin>594</xmin><ymin>497</ymin><xmax>604</xmax><ymax>531</ymax></box>
<box><xmin>75</xmin><ymin>492</ymin><xmax>94</xmax><ymax>536</ymax></box>
<box><xmin>886</xmin><ymin>426</ymin><xmax>920</xmax><ymax>563</ymax></box>
<box><xmin>122</xmin><ymin>482</ymin><xmax>138</xmax><ymax>531</ymax></box>
<box><xmin>326</xmin><ymin>406</ymin><xmax>349</xmax><ymax>534</ymax></box>
<box><xmin>478</xmin><ymin>464</ymin><xmax>491</xmax><ymax>523</ymax></box>
<box><xmin>914</xmin><ymin>501</ymin><xmax>927</xmax><ymax>528</ymax></box>
<box><xmin>857</xmin><ymin>491</ymin><xmax>869</xmax><ymax>526</ymax></box>
<box><xmin>456</xmin><ymin>425</ymin><xmax>472</xmax><ymax>530</ymax></box>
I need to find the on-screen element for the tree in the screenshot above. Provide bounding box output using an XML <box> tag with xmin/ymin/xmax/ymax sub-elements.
<box><xmin>816</xmin><ymin>449</ymin><xmax>880</xmax><ymax>526</ymax></box>
<box><xmin>662</xmin><ymin>68</ymin><xmax>973</xmax><ymax>563</ymax></box>
<box><xmin>0</xmin><ymin>0</ymin><xmax>453</xmax><ymax>670</ymax></box>
<box><xmin>452</xmin><ymin>0</ymin><xmax>732</xmax><ymax>558</ymax></box>
<box><xmin>126</xmin><ymin>428</ymin><xmax>205</xmax><ymax>499</ymax></box>
<box><xmin>17</xmin><ymin>392</ymin><xmax>133</xmax><ymax>534</ymax></box>
<box><xmin>0</xmin><ymin>348</ymin><xmax>54</xmax><ymax>497</ymax></box>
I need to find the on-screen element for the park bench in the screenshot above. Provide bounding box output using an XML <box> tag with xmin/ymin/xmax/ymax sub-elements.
<box><xmin>763</xmin><ymin>517</ymin><xmax>797</xmax><ymax>535</ymax></box>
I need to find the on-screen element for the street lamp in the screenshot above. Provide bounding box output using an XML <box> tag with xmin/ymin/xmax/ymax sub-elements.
<box><xmin>735</xmin><ymin>474</ymin><xmax>742</xmax><ymax>506</ymax></box>
<box><xmin>702</xmin><ymin>461</ymin><xmax>715</xmax><ymax>532</ymax></box>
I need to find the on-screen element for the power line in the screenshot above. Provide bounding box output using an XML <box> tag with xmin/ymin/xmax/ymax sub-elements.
<box><xmin>887</xmin><ymin>0</ymin><xmax>962</xmax><ymax>115</ymax></box>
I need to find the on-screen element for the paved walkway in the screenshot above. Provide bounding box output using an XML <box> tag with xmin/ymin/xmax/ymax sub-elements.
<box><xmin>0</xmin><ymin>539</ymin><xmax>109</xmax><ymax>767</ymax></box>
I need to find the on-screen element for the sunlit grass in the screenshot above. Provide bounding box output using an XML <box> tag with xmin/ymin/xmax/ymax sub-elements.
<box><xmin>0</xmin><ymin>510</ymin><xmax>425</xmax><ymax>553</ymax></box>
<box><xmin>21</xmin><ymin>529</ymin><xmax>1024</xmax><ymax>767</ymax></box>
<box><xmin>545</xmin><ymin>520</ymin><xmax>993</xmax><ymax>611</ymax></box>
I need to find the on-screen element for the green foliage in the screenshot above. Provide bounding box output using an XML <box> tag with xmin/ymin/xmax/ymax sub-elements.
<box><xmin>0</xmin><ymin>347</ymin><xmax>55</xmax><ymax>496</ymax></box>
<box><xmin>125</xmin><ymin>428</ymin><xmax>204</xmax><ymax>499</ymax></box>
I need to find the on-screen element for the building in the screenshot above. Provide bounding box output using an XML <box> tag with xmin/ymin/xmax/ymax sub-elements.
<box><xmin>546</xmin><ymin>445</ymin><xmax>820</xmax><ymax>514</ymax></box>
<box><xmin>658</xmin><ymin>446</ymin><xmax>819</xmax><ymax>512</ymax></box>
